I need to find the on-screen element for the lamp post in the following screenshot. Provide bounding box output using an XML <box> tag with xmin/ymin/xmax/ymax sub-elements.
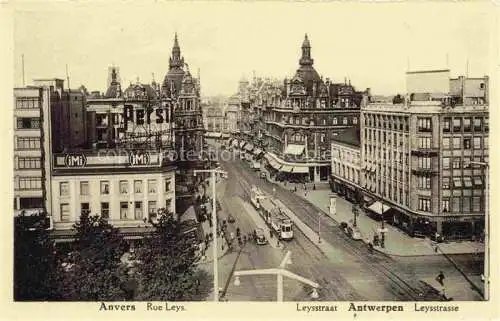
<box><xmin>380</xmin><ymin>201</ymin><xmax>385</xmax><ymax>248</ymax></box>
<box><xmin>468</xmin><ymin>161</ymin><xmax>489</xmax><ymax>300</ymax></box>
<box><xmin>194</xmin><ymin>167</ymin><xmax>228</xmax><ymax>302</ymax></box>
<box><xmin>318</xmin><ymin>212</ymin><xmax>322</xmax><ymax>243</ymax></box>
<box><xmin>233</xmin><ymin>251</ymin><xmax>320</xmax><ymax>301</ymax></box>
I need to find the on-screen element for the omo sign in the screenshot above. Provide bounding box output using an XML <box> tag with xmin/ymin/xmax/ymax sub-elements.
<box><xmin>64</xmin><ymin>154</ymin><xmax>87</xmax><ymax>167</ymax></box>
<box><xmin>129</xmin><ymin>151</ymin><xmax>151</xmax><ymax>166</ymax></box>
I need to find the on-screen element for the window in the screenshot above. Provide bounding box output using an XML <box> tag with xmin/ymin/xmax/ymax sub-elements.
<box><xmin>61</xmin><ymin>203</ymin><xmax>70</xmax><ymax>222</ymax></box>
<box><xmin>453</xmin><ymin>178</ymin><xmax>462</xmax><ymax>188</ymax></box>
<box><xmin>120</xmin><ymin>202</ymin><xmax>129</xmax><ymax>220</ymax></box>
<box><xmin>463</xmin><ymin>138</ymin><xmax>471</xmax><ymax>149</ymax></box>
<box><xmin>59</xmin><ymin>182</ymin><xmax>69</xmax><ymax>196</ymax></box>
<box><xmin>442</xmin><ymin>177</ymin><xmax>450</xmax><ymax>189</ymax></box>
<box><xmin>80</xmin><ymin>181</ymin><xmax>89</xmax><ymax>195</ymax></box>
<box><xmin>134</xmin><ymin>180</ymin><xmax>143</xmax><ymax>194</ymax></box>
<box><xmin>134</xmin><ymin>201</ymin><xmax>143</xmax><ymax>220</ymax></box>
<box><xmin>418</xmin><ymin>157</ymin><xmax>431</xmax><ymax>169</ymax></box>
<box><xmin>452</xmin><ymin>197</ymin><xmax>460</xmax><ymax>212</ymax></box>
<box><xmin>443</xmin><ymin>118</ymin><xmax>451</xmax><ymax>132</ymax></box>
<box><xmin>472</xmin><ymin>196</ymin><xmax>481</xmax><ymax>212</ymax></box>
<box><xmin>101</xmin><ymin>202</ymin><xmax>109</xmax><ymax>219</ymax></box>
<box><xmin>463</xmin><ymin>118</ymin><xmax>471</xmax><ymax>131</ymax></box>
<box><xmin>443</xmin><ymin>158</ymin><xmax>450</xmax><ymax>169</ymax></box>
<box><xmin>417</xmin><ymin>118</ymin><xmax>432</xmax><ymax>132</ymax></box>
<box><xmin>120</xmin><ymin>180</ymin><xmax>128</xmax><ymax>194</ymax></box>
<box><xmin>418</xmin><ymin>198</ymin><xmax>431</xmax><ymax>212</ymax></box>
<box><xmin>148</xmin><ymin>180</ymin><xmax>157</xmax><ymax>194</ymax></box>
<box><xmin>453</xmin><ymin>118</ymin><xmax>461</xmax><ymax>132</ymax></box>
<box><xmin>452</xmin><ymin>137</ymin><xmax>461</xmax><ymax>149</ymax></box>
<box><xmin>484</xmin><ymin>118</ymin><xmax>489</xmax><ymax>132</ymax></box>
<box><xmin>148</xmin><ymin>201</ymin><xmax>157</xmax><ymax>215</ymax></box>
<box><xmin>442</xmin><ymin>138</ymin><xmax>450</xmax><ymax>149</ymax></box>
<box><xmin>16</xmin><ymin>137</ymin><xmax>40</xmax><ymax>150</ymax></box>
<box><xmin>474</xmin><ymin>118</ymin><xmax>482</xmax><ymax>131</ymax></box>
<box><xmin>484</xmin><ymin>137</ymin><xmax>489</xmax><ymax>149</ymax></box>
<box><xmin>165</xmin><ymin>180</ymin><xmax>171</xmax><ymax>192</ymax></box>
<box><xmin>17</xmin><ymin>157</ymin><xmax>41</xmax><ymax>169</ymax></box>
<box><xmin>442</xmin><ymin>199</ymin><xmax>450</xmax><ymax>213</ymax></box>
<box><xmin>452</xmin><ymin>158</ymin><xmax>461</xmax><ymax>169</ymax></box>
<box><xmin>473</xmin><ymin>137</ymin><xmax>481</xmax><ymax>149</ymax></box>
<box><xmin>473</xmin><ymin>176</ymin><xmax>483</xmax><ymax>187</ymax></box>
<box><xmin>16</xmin><ymin>177</ymin><xmax>42</xmax><ymax>190</ymax></box>
<box><xmin>418</xmin><ymin>137</ymin><xmax>431</xmax><ymax>149</ymax></box>
<box><xmin>100</xmin><ymin>181</ymin><xmax>110</xmax><ymax>194</ymax></box>
<box><xmin>342</xmin><ymin>117</ymin><xmax>348</xmax><ymax>125</ymax></box>
<box><xmin>17</xmin><ymin>117</ymin><xmax>40</xmax><ymax>129</ymax></box>
<box><xmin>333</xmin><ymin>117</ymin><xmax>337</xmax><ymax>125</ymax></box>
<box><xmin>462</xmin><ymin>197</ymin><xmax>471</xmax><ymax>212</ymax></box>
<box><xmin>353</xmin><ymin>117</ymin><xmax>358</xmax><ymax>125</ymax></box>
<box><xmin>463</xmin><ymin>177</ymin><xmax>472</xmax><ymax>188</ymax></box>
<box><xmin>166</xmin><ymin>199</ymin><xmax>172</xmax><ymax>209</ymax></box>
<box><xmin>418</xmin><ymin>176</ymin><xmax>431</xmax><ymax>189</ymax></box>
<box><xmin>81</xmin><ymin>202</ymin><xmax>90</xmax><ymax>215</ymax></box>
<box><xmin>16</xmin><ymin>98</ymin><xmax>39</xmax><ymax>109</ymax></box>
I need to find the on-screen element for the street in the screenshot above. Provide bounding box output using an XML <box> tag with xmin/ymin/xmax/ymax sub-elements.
<box><xmin>203</xmin><ymin>149</ymin><xmax>450</xmax><ymax>301</ymax></box>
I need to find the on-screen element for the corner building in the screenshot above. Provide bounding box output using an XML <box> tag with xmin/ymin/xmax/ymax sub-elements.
<box><xmin>262</xmin><ymin>35</ymin><xmax>369</xmax><ymax>183</ymax></box>
<box><xmin>361</xmin><ymin>70</ymin><xmax>488</xmax><ymax>239</ymax></box>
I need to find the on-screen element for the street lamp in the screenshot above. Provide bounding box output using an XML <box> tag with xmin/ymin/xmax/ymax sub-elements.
<box><xmin>380</xmin><ymin>202</ymin><xmax>385</xmax><ymax>248</ymax></box>
<box><xmin>194</xmin><ymin>167</ymin><xmax>228</xmax><ymax>302</ymax></box>
<box><xmin>233</xmin><ymin>251</ymin><xmax>320</xmax><ymax>302</ymax></box>
<box><xmin>318</xmin><ymin>212</ymin><xmax>322</xmax><ymax>244</ymax></box>
<box><xmin>467</xmin><ymin>161</ymin><xmax>489</xmax><ymax>301</ymax></box>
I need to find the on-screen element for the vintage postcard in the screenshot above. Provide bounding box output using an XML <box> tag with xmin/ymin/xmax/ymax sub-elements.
<box><xmin>1</xmin><ymin>0</ymin><xmax>498</xmax><ymax>320</ymax></box>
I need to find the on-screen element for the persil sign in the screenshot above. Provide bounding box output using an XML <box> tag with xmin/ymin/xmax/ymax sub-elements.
<box><xmin>120</xmin><ymin>104</ymin><xmax>173</xmax><ymax>131</ymax></box>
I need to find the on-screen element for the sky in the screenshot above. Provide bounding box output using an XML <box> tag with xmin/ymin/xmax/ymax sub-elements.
<box><xmin>12</xmin><ymin>1</ymin><xmax>496</xmax><ymax>97</ymax></box>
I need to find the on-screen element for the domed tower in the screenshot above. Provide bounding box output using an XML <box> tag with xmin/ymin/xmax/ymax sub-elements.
<box><xmin>295</xmin><ymin>34</ymin><xmax>322</xmax><ymax>96</ymax></box>
<box><xmin>162</xmin><ymin>33</ymin><xmax>186</xmax><ymax>98</ymax></box>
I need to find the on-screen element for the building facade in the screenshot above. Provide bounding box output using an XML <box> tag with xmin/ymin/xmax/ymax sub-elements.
<box><xmin>360</xmin><ymin>71</ymin><xmax>489</xmax><ymax>239</ymax></box>
<box><xmin>50</xmin><ymin>150</ymin><xmax>176</xmax><ymax>237</ymax></box>
<box><xmin>330</xmin><ymin>127</ymin><xmax>361</xmax><ymax>203</ymax></box>
<box><xmin>13</xmin><ymin>86</ymin><xmax>53</xmax><ymax>218</ymax></box>
<box><xmin>260</xmin><ymin>35</ymin><xmax>368</xmax><ymax>182</ymax></box>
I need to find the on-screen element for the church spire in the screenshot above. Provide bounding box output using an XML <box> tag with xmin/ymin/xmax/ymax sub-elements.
<box><xmin>299</xmin><ymin>33</ymin><xmax>314</xmax><ymax>67</ymax></box>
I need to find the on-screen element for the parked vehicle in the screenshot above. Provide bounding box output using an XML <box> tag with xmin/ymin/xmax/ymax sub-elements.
<box><xmin>340</xmin><ymin>221</ymin><xmax>362</xmax><ymax>240</ymax></box>
<box><xmin>251</xmin><ymin>161</ymin><xmax>261</xmax><ymax>171</ymax></box>
<box><xmin>254</xmin><ymin>228</ymin><xmax>268</xmax><ymax>245</ymax></box>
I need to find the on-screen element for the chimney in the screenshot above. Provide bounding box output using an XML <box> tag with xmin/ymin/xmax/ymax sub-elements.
<box><xmin>459</xmin><ymin>75</ymin><xmax>465</xmax><ymax>104</ymax></box>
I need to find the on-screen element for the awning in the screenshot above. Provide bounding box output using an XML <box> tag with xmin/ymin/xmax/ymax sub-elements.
<box><xmin>253</xmin><ymin>148</ymin><xmax>263</xmax><ymax>156</ymax></box>
<box><xmin>264</xmin><ymin>154</ymin><xmax>272</xmax><ymax>162</ymax></box>
<box><xmin>368</xmin><ymin>201</ymin><xmax>391</xmax><ymax>215</ymax></box>
<box><xmin>232</xmin><ymin>140</ymin><xmax>239</xmax><ymax>147</ymax></box>
<box><xmin>221</xmin><ymin>133</ymin><xmax>230</xmax><ymax>139</ymax></box>
<box><xmin>270</xmin><ymin>160</ymin><xmax>281</xmax><ymax>170</ymax></box>
<box><xmin>245</xmin><ymin>144</ymin><xmax>254</xmax><ymax>152</ymax></box>
<box><xmin>204</xmin><ymin>132</ymin><xmax>222</xmax><ymax>138</ymax></box>
<box><xmin>284</xmin><ymin>144</ymin><xmax>305</xmax><ymax>155</ymax></box>
<box><xmin>292</xmin><ymin>166</ymin><xmax>309</xmax><ymax>174</ymax></box>
<box><xmin>280</xmin><ymin>165</ymin><xmax>293</xmax><ymax>173</ymax></box>
<box><xmin>239</xmin><ymin>141</ymin><xmax>246</xmax><ymax>148</ymax></box>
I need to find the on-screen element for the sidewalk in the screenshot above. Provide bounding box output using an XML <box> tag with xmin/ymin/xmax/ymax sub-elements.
<box><xmin>262</xmin><ymin>169</ymin><xmax>484</xmax><ymax>257</ymax></box>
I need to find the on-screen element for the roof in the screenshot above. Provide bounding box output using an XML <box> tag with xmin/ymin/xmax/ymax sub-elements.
<box><xmin>406</xmin><ymin>69</ymin><xmax>450</xmax><ymax>74</ymax></box>
<box><xmin>331</xmin><ymin>126</ymin><xmax>361</xmax><ymax>148</ymax></box>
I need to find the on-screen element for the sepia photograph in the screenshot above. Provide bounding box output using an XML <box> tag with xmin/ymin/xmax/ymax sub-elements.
<box><xmin>4</xmin><ymin>0</ymin><xmax>498</xmax><ymax>319</ymax></box>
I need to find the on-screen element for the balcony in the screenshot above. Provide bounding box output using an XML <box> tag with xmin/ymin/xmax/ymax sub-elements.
<box><xmin>410</xmin><ymin>148</ymin><xmax>439</xmax><ymax>157</ymax></box>
<box><xmin>412</xmin><ymin>168</ymin><xmax>437</xmax><ymax>177</ymax></box>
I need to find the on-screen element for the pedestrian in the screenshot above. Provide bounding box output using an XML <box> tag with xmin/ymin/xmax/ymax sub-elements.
<box><xmin>368</xmin><ymin>242</ymin><xmax>374</xmax><ymax>254</ymax></box>
<box><xmin>313</xmin><ymin>183</ymin><xmax>316</xmax><ymax>190</ymax></box>
<box><xmin>294</xmin><ymin>185</ymin><xmax>297</xmax><ymax>192</ymax></box>
<box><xmin>304</xmin><ymin>191</ymin><xmax>307</xmax><ymax>197</ymax></box>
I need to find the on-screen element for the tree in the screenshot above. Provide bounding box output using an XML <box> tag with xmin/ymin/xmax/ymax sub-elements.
<box><xmin>14</xmin><ymin>212</ymin><xmax>59</xmax><ymax>300</ymax></box>
<box><xmin>56</xmin><ymin>212</ymin><xmax>129</xmax><ymax>301</ymax></box>
<box><xmin>135</xmin><ymin>209</ymin><xmax>210</xmax><ymax>301</ymax></box>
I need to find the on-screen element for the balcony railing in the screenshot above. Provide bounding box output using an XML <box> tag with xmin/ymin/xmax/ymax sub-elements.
<box><xmin>410</xmin><ymin>148</ymin><xmax>439</xmax><ymax>157</ymax></box>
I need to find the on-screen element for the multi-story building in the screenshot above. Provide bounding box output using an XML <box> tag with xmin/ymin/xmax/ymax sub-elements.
<box><xmin>360</xmin><ymin>70</ymin><xmax>488</xmax><ymax>240</ymax></box>
<box><xmin>330</xmin><ymin>126</ymin><xmax>361</xmax><ymax>202</ymax></box>
<box><xmin>49</xmin><ymin>150</ymin><xmax>176</xmax><ymax>238</ymax></box>
<box><xmin>224</xmin><ymin>97</ymin><xmax>240</xmax><ymax>134</ymax></box>
<box><xmin>13</xmin><ymin>86</ymin><xmax>53</xmax><ymax>220</ymax></box>
<box><xmin>260</xmin><ymin>35</ymin><xmax>368</xmax><ymax>183</ymax></box>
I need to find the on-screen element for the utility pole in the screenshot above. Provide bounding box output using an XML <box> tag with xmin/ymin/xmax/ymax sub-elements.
<box><xmin>318</xmin><ymin>212</ymin><xmax>321</xmax><ymax>243</ymax></box>
<box><xmin>193</xmin><ymin>167</ymin><xmax>227</xmax><ymax>302</ymax></box>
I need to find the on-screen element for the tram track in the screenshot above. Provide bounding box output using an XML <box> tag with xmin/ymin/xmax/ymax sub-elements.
<box><xmin>224</xmin><ymin>158</ymin><xmax>443</xmax><ymax>301</ymax></box>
